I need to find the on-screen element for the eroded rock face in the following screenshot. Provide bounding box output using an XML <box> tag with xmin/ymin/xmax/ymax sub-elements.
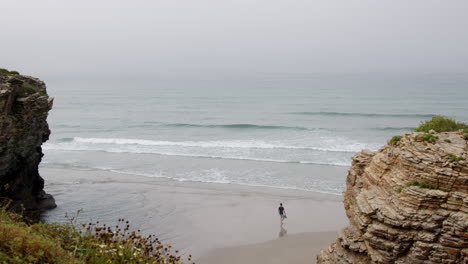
<box><xmin>318</xmin><ymin>132</ymin><xmax>468</xmax><ymax>263</ymax></box>
<box><xmin>0</xmin><ymin>73</ymin><xmax>55</xmax><ymax>220</ymax></box>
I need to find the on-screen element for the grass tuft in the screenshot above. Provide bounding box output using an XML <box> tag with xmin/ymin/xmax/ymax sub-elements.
<box><xmin>414</xmin><ymin>133</ymin><xmax>438</xmax><ymax>144</ymax></box>
<box><xmin>397</xmin><ymin>179</ymin><xmax>447</xmax><ymax>193</ymax></box>
<box><xmin>389</xmin><ymin>136</ymin><xmax>403</xmax><ymax>146</ymax></box>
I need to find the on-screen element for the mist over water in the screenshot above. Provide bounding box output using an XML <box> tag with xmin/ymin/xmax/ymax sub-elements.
<box><xmin>42</xmin><ymin>73</ymin><xmax>468</xmax><ymax>194</ymax></box>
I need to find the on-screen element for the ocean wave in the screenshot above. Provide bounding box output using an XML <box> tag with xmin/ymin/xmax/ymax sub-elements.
<box><xmin>43</xmin><ymin>136</ymin><xmax>382</xmax><ymax>166</ymax></box>
<box><xmin>291</xmin><ymin>112</ymin><xmax>434</xmax><ymax>118</ymax></box>
<box><xmin>135</xmin><ymin>121</ymin><xmax>333</xmax><ymax>131</ymax></box>
<box><xmin>165</xmin><ymin>123</ymin><xmax>311</xmax><ymax>131</ymax></box>
<box><xmin>44</xmin><ymin>143</ymin><xmax>352</xmax><ymax>166</ymax></box>
<box><xmin>57</xmin><ymin>137</ymin><xmax>374</xmax><ymax>153</ymax></box>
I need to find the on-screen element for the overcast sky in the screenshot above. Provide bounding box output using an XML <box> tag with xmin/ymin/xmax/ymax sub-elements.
<box><xmin>1</xmin><ymin>0</ymin><xmax>468</xmax><ymax>75</ymax></box>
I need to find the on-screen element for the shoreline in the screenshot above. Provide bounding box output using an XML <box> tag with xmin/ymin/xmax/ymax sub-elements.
<box><xmin>42</xmin><ymin>150</ymin><xmax>349</xmax><ymax>196</ymax></box>
<box><xmin>41</xmin><ymin>160</ymin><xmax>347</xmax><ymax>197</ymax></box>
<box><xmin>41</xmin><ymin>165</ymin><xmax>347</xmax><ymax>259</ymax></box>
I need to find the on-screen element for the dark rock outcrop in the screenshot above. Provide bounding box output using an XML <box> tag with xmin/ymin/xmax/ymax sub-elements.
<box><xmin>318</xmin><ymin>131</ymin><xmax>467</xmax><ymax>263</ymax></box>
<box><xmin>0</xmin><ymin>73</ymin><xmax>55</xmax><ymax>221</ymax></box>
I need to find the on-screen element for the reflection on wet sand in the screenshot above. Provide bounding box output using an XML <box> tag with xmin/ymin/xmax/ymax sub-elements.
<box><xmin>279</xmin><ymin>226</ymin><xmax>287</xmax><ymax>238</ymax></box>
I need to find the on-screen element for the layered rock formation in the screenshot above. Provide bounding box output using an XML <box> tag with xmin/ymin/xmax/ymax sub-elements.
<box><xmin>0</xmin><ymin>73</ymin><xmax>55</xmax><ymax>220</ymax></box>
<box><xmin>318</xmin><ymin>131</ymin><xmax>467</xmax><ymax>263</ymax></box>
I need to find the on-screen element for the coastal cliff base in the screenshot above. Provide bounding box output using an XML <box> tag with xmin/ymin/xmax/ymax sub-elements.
<box><xmin>318</xmin><ymin>131</ymin><xmax>467</xmax><ymax>263</ymax></box>
<box><xmin>0</xmin><ymin>73</ymin><xmax>55</xmax><ymax>221</ymax></box>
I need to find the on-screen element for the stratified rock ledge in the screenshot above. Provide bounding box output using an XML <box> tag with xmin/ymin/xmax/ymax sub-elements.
<box><xmin>0</xmin><ymin>73</ymin><xmax>56</xmax><ymax>221</ymax></box>
<box><xmin>317</xmin><ymin>131</ymin><xmax>467</xmax><ymax>263</ymax></box>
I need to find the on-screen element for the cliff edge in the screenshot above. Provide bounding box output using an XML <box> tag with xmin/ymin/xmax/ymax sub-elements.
<box><xmin>318</xmin><ymin>131</ymin><xmax>467</xmax><ymax>263</ymax></box>
<box><xmin>0</xmin><ymin>71</ymin><xmax>55</xmax><ymax>220</ymax></box>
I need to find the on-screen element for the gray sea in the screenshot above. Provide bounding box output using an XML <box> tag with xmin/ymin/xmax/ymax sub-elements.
<box><xmin>41</xmin><ymin>72</ymin><xmax>468</xmax><ymax>195</ymax></box>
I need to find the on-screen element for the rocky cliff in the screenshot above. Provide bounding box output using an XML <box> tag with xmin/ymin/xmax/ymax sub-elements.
<box><xmin>318</xmin><ymin>131</ymin><xmax>467</xmax><ymax>263</ymax></box>
<box><xmin>0</xmin><ymin>72</ymin><xmax>55</xmax><ymax>220</ymax></box>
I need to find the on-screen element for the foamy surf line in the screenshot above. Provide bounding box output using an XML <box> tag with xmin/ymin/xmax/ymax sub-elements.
<box><xmin>44</xmin><ymin>146</ymin><xmax>352</xmax><ymax>166</ymax></box>
<box><xmin>55</xmin><ymin>137</ymin><xmax>380</xmax><ymax>153</ymax></box>
<box><xmin>41</xmin><ymin>163</ymin><xmax>344</xmax><ymax>195</ymax></box>
<box><xmin>42</xmin><ymin>136</ymin><xmax>383</xmax><ymax>166</ymax></box>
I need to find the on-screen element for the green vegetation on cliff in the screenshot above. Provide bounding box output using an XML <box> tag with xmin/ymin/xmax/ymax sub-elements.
<box><xmin>397</xmin><ymin>179</ymin><xmax>448</xmax><ymax>193</ymax></box>
<box><xmin>446</xmin><ymin>153</ymin><xmax>465</xmax><ymax>163</ymax></box>
<box><xmin>389</xmin><ymin>136</ymin><xmax>402</xmax><ymax>145</ymax></box>
<box><xmin>0</xmin><ymin>206</ymin><xmax>190</xmax><ymax>264</ymax></box>
<box><xmin>415</xmin><ymin>115</ymin><xmax>468</xmax><ymax>132</ymax></box>
<box><xmin>0</xmin><ymin>69</ymin><xmax>48</xmax><ymax>97</ymax></box>
<box><xmin>414</xmin><ymin>133</ymin><xmax>438</xmax><ymax>144</ymax></box>
<box><xmin>16</xmin><ymin>82</ymin><xmax>48</xmax><ymax>97</ymax></box>
<box><xmin>0</xmin><ymin>68</ymin><xmax>20</xmax><ymax>75</ymax></box>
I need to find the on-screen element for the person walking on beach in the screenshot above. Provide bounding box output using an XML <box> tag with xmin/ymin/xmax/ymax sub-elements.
<box><xmin>278</xmin><ymin>203</ymin><xmax>286</xmax><ymax>225</ymax></box>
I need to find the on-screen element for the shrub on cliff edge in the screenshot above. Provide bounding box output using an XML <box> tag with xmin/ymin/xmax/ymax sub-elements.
<box><xmin>0</xmin><ymin>68</ymin><xmax>20</xmax><ymax>75</ymax></box>
<box><xmin>11</xmin><ymin>80</ymin><xmax>48</xmax><ymax>97</ymax></box>
<box><xmin>415</xmin><ymin>115</ymin><xmax>468</xmax><ymax>132</ymax></box>
<box><xmin>389</xmin><ymin>136</ymin><xmax>403</xmax><ymax>145</ymax></box>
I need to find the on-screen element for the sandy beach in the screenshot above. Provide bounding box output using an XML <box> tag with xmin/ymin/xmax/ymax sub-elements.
<box><xmin>41</xmin><ymin>165</ymin><xmax>347</xmax><ymax>263</ymax></box>
<box><xmin>198</xmin><ymin>232</ymin><xmax>337</xmax><ymax>264</ymax></box>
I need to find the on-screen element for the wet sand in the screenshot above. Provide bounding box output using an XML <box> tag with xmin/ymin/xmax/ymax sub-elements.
<box><xmin>198</xmin><ymin>232</ymin><xmax>336</xmax><ymax>264</ymax></box>
<box><xmin>41</xmin><ymin>165</ymin><xmax>347</xmax><ymax>262</ymax></box>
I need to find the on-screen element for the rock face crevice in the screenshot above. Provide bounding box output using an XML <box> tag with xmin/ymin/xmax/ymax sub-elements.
<box><xmin>0</xmin><ymin>73</ymin><xmax>55</xmax><ymax>220</ymax></box>
<box><xmin>318</xmin><ymin>132</ymin><xmax>467</xmax><ymax>263</ymax></box>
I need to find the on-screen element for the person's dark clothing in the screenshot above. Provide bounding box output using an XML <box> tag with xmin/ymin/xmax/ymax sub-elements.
<box><xmin>278</xmin><ymin>206</ymin><xmax>285</xmax><ymax>215</ymax></box>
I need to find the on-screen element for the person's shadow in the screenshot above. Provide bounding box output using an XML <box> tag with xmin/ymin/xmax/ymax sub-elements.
<box><xmin>279</xmin><ymin>225</ymin><xmax>287</xmax><ymax>238</ymax></box>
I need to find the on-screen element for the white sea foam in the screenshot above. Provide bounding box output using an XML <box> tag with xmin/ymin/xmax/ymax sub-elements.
<box><xmin>68</xmin><ymin>137</ymin><xmax>379</xmax><ymax>153</ymax></box>
<box><xmin>42</xmin><ymin>136</ymin><xmax>382</xmax><ymax>166</ymax></box>
<box><xmin>44</xmin><ymin>146</ymin><xmax>351</xmax><ymax>166</ymax></box>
